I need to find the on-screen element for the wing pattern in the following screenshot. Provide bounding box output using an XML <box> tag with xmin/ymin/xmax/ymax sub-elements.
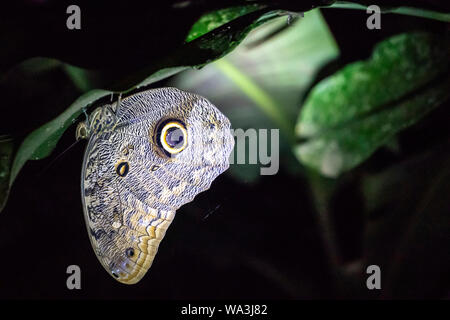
<box><xmin>81</xmin><ymin>88</ymin><xmax>234</xmax><ymax>284</ymax></box>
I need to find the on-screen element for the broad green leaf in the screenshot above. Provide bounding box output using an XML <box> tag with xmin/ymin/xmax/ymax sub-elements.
<box><xmin>172</xmin><ymin>9</ymin><xmax>339</xmax><ymax>182</ymax></box>
<box><xmin>295</xmin><ymin>32</ymin><xmax>450</xmax><ymax>178</ymax></box>
<box><xmin>186</xmin><ymin>4</ymin><xmax>264</xmax><ymax>42</ymax></box>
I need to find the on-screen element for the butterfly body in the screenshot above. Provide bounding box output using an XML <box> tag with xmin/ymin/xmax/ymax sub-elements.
<box><xmin>78</xmin><ymin>88</ymin><xmax>234</xmax><ymax>284</ymax></box>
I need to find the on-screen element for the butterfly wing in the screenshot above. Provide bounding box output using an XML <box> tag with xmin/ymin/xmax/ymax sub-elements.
<box><xmin>81</xmin><ymin>88</ymin><xmax>234</xmax><ymax>284</ymax></box>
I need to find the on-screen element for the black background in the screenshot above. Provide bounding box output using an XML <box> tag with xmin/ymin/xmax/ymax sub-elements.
<box><xmin>0</xmin><ymin>1</ymin><xmax>449</xmax><ymax>300</ymax></box>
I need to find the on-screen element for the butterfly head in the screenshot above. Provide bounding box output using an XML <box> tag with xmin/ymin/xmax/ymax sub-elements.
<box><xmin>76</xmin><ymin>105</ymin><xmax>117</xmax><ymax>140</ymax></box>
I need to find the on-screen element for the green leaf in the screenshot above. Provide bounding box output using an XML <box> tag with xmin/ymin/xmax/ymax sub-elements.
<box><xmin>9</xmin><ymin>89</ymin><xmax>112</xmax><ymax>185</ymax></box>
<box><xmin>172</xmin><ymin>9</ymin><xmax>339</xmax><ymax>182</ymax></box>
<box><xmin>295</xmin><ymin>32</ymin><xmax>450</xmax><ymax>178</ymax></box>
<box><xmin>186</xmin><ymin>4</ymin><xmax>264</xmax><ymax>42</ymax></box>
<box><xmin>6</xmin><ymin>65</ymin><xmax>198</xmax><ymax>195</ymax></box>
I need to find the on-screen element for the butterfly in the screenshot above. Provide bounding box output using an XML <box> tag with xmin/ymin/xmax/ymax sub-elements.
<box><xmin>76</xmin><ymin>87</ymin><xmax>234</xmax><ymax>284</ymax></box>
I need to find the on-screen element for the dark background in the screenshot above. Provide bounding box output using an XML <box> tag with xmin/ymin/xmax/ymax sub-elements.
<box><xmin>0</xmin><ymin>2</ymin><xmax>449</xmax><ymax>299</ymax></box>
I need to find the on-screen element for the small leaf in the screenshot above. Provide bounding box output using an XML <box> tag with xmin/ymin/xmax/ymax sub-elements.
<box><xmin>295</xmin><ymin>32</ymin><xmax>450</xmax><ymax>178</ymax></box>
<box><xmin>186</xmin><ymin>4</ymin><xmax>264</xmax><ymax>42</ymax></box>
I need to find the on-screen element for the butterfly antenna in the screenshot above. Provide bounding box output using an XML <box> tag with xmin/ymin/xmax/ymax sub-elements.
<box><xmin>37</xmin><ymin>139</ymin><xmax>81</xmax><ymax>177</ymax></box>
<box><xmin>203</xmin><ymin>204</ymin><xmax>222</xmax><ymax>220</ymax></box>
<box><xmin>116</xmin><ymin>93</ymin><xmax>122</xmax><ymax>108</ymax></box>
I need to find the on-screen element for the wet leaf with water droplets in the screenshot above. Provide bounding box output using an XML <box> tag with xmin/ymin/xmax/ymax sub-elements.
<box><xmin>294</xmin><ymin>32</ymin><xmax>450</xmax><ymax>178</ymax></box>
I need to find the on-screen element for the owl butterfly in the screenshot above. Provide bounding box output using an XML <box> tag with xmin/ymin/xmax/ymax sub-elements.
<box><xmin>76</xmin><ymin>88</ymin><xmax>234</xmax><ymax>284</ymax></box>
